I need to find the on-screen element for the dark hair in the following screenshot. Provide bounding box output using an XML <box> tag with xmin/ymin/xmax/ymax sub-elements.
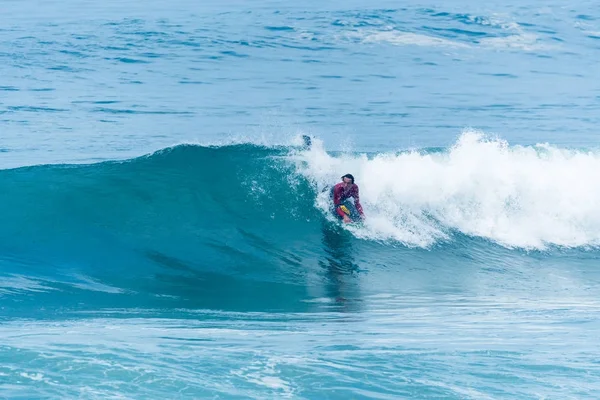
<box><xmin>341</xmin><ymin>173</ymin><xmax>355</xmax><ymax>183</ymax></box>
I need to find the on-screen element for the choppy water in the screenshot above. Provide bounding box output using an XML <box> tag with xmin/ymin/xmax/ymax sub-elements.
<box><xmin>2</xmin><ymin>0</ymin><xmax>600</xmax><ymax>398</ymax></box>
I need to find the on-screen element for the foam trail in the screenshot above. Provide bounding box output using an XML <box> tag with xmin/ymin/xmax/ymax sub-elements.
<box><xmin>358</xmin><ymin>31</ymin><xmax>470</xmax><ymax>48</ymax></box>
<box><xmin>294</xmin><ymin>130</ymin><xmax>600</xmax><ymax>250</ymax></box>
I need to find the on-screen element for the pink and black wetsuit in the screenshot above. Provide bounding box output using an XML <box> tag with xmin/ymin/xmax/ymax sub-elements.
<box><xmin>331</xmin><ymin>182</ymin><xmax>364</xmax><ymax>219</ymax></box>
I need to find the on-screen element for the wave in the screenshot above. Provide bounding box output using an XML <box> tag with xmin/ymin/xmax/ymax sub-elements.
<box><xmin>2</xmin><ymin>131</ymin><xmax>600</xmax><ymax>263</ymax></box>
<box><xmin>1</xmin><ymin>131</ymin><xmax>600</xmax><ymax>275</ymax></box>
<box><xmin>3</xmin><ymin>131</ymin><xmax>600</xmax><ymax>309</ymax></box>
<box><xmin>0</xmin><ymin>143</ymin><xmax>319</xmax><ymax>267</ymax></box>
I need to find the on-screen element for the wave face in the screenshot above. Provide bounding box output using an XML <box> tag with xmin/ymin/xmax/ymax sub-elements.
<box><xmin>0</xmin><ymin>143</ymin><xmax>333</xmax><ymax>311</ymax></box>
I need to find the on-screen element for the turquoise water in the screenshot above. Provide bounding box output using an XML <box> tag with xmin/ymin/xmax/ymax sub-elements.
<box><xmin>2</xmin><ymin>1</ymin><xmax>600</xmax><ymax>398</ymax></box>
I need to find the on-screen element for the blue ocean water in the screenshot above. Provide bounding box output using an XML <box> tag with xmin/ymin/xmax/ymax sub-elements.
<box><xmin>2</xmin><ymin>0</ymin><xmax>600</xmax><ymax>398</ymax></box>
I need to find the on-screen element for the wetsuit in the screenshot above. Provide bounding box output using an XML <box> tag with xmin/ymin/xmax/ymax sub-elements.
<box><xmin>330</xmin><ymin>182</ymin><xmax>364</xmax><ymax>220</ymax></box>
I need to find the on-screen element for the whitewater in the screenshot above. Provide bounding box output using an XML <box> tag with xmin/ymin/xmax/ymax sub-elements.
<box><xmin>2</xmin><ymin>0</ymin><xmax>600</xmax><ymax>399</ymax></box>
<box><xmin>300</xmin><ymin>131</ymin><xmax>600</xmax><ymax>249</ymax></box>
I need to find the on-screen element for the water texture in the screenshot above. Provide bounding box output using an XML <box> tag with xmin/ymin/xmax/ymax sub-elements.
<box><xmin>2</xmin><ymin>0</ymin><xmax>600</xmax><ymax>398</ymax></box>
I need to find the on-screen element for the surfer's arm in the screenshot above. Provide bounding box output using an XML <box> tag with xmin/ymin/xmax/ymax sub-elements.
<box><xmin>332</xmin><ymin>185</ymin><xmax>343</xmax><ymax>207</ymax></box>
<box><xmin>353</xmin><ymin>187</ymin><xmax>365</xmax><ymax>217</ymax></box>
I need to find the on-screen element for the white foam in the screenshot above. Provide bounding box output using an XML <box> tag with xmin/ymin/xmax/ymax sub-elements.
<box><xmin>0</xmin><ymin>275</ymin><xmax>56</xmax><ymax>296</ymax></box>
<box><xmin>19</xmin><ymin>372</ymin><xmax>45</xmax><ymax>381</ymax></box>
<box><xmin>479</xmin><ymin>33</ymin><xmax>557</xmax><ymax>51</ymax></box>
<box><xmin>230</xmin><ymin>359</ymin><xmax>295</xmax><ymax>398</ymax></box>
<box><xmin>68</xmin><ymin>274</ymin><xmax>125</xmax><ymax>294</ymax></box>
<box><xmin>345</xmin><ymin>13</ymin><xmax>558</xmax><ymax>52</ymax></box>
<box><xmin>346</xmin><ymin>28</ymin><xmax>555</xmax><ymax>52</ymax></box>
<box><xmin>358</xmin><ymin>31</ymin><xmax>470</xmax><ymax>48</ymax></box>
<box><xmin>293</xmin><ymin>130</ymin><xmax>600</xmax><ymax>250</ymax></box>
<box><xmin>469</xmin><ymin>14</ymin><xmax>559</xmax><ymax>51</ymax></box>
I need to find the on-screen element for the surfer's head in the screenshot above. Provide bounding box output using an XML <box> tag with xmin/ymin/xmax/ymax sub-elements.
<box><xmin>341</xmin><ymin>174</ymin><xmax>355</xmax><ymax>186</ymax></box>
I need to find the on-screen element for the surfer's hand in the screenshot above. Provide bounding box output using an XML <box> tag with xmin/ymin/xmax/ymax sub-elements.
<box><xmin>343</xmin><ymin>215</ymin><xmax>352</xmax><ymax>223</ymax></box>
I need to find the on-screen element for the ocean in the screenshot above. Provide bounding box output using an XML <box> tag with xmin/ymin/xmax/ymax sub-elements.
<box><xmin>2</xmin><ymin>0</ymin><xmax>600</xmax><ymax>398</ymax></box>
